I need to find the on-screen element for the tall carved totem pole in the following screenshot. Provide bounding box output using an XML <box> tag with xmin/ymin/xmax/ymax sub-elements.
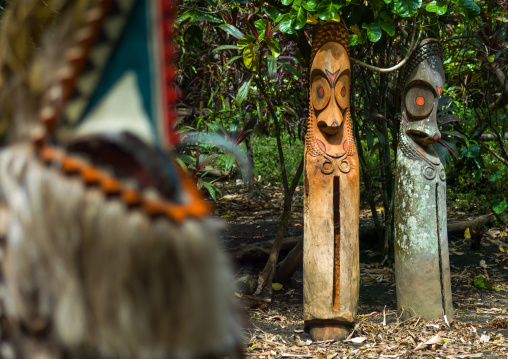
<box><xmin>0</xmin><ymin>0</ymin><xmax>243</xmax><ymax>357</ymax></box>
<box><xmin>394</xmin><ymin>39</ymin><xmax>454</xmax><ymax>320</ymax></box>
<box><xmin>303</xmin><ymin>22</ymin><xmax>360</xmax><ymax>341</ymax></box>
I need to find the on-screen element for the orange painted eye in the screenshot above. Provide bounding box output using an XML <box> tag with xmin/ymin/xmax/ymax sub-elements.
<box><xmin>405</xmin><ymin>85</ymin><xmax>434</xmax><ymax>119</ymax></box>
<box><xmin>311</xmin><ymin>75</ymin><xmax>330</xmax><ymax>111</ymax></box>
<box><xmin>317</xmin><ymin>86</ymin><xmax>325</xmax><ymax>99</ymax></box>
<box><xmin>335</xmin><ymin>72</ymin><xmax>350</xmax><ymax>109</ymax></box>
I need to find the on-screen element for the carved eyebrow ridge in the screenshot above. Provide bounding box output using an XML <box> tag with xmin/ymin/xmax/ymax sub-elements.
<box><xmin>406</xmin><ymin>79</ymin><xmax>438</xmax><ymax>96</ymax></box>
<box><xmin>311</xmin><ymin>68</ymin><xmax>351</xmax><ymax>87</ymax></box>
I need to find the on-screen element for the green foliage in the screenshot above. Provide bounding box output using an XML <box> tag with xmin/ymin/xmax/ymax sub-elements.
<box><xmin>472</xmin><ymin>273</ymin><xmax>493</xmax><ymax>290</ymax></box>
<box><xmin>472</xmin><ymin>273</ymin><xmax>507</xmax><ymax>292</ymax></box>
<box><xmin>175</xmin><ymin>0</ymin><xmax>508</xmax><ymax>221</ymax></box>
<box><xmin>425</xmin><ymin>1</ymin><xmax>448</xmax><ymax>15</ymax></box>
<box><xmin>251</xmin><ymin>134</ymin><xmax>304</xmax><ymax>186</ymax></box>
<box><xmin>393</xmin><ymin>0</ymin><xmax>421</xmax><ymax>17</ymax></box>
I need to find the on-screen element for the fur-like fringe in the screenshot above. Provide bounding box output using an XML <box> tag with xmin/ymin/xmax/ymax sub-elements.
<box><xmin>0</xmin><ymin>143</ymin><xmax>243</xmax><ymax>358</ymax></box>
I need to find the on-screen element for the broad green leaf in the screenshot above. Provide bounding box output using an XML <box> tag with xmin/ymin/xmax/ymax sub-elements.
<box><xmin>302</xmin><ymin>0</ymin><xmax>318</xmax><ymax>11</ymax></box>
<box><xmin>351</xmin><ymin>24</ymin><xmax>361</xmax><ymax>35</ymax></box>
<box><xmin>224</xmin><ymin>154</ymin><xmax>235</xmax><ymax>171</ymax></box>
<box><xmin>365</xmin><ymin>128</ymin><xmax>374</xmax><ymax>148</ymax></box>
<box><xmin>236</xmin><ymin>75</ymin><xmax>253</xmax><ymax>106</ymax></box>
<box><xmin>272</xmin><ymin>283</ymin><xmax>283</xmax><ymax>291</ymax></box>
<box><xmin>279</xmin><ymin>15</ymin><xmax>295</xmax><ymax>34</ymax></box>
<box><xmin>393</xmin><ymin>0</ymin><xmax>422</xmax><ymax>17</ymax></box>
<box><xmin>362</xmin><ymin>23</ymin><xmax>382</xmax><ymax>42</ymax></box>
<box><xmin>488</xmin><ymin>54</ymin><xmax>495</xmax><ymax>63</ymax></box>
<box><xmin>290</xmin><ymin>6</ymin><xmax>307</xmax><ymax>30</ymax></box>
<box><xmin>378</xmin><ymin>14</ymin><xmax>395</xmax><ymax>36</ymax></box>
<box><xmin>201</xmin><ymin>181</ymin><xmax>217</xmax><ymax>201</ymax></box>
<box><xmin>225</xmin><ymin>55</ymin><xmax>241</xmax><ymax>67</ymax></box>
<box><xmin>281</xmin><ymin>62</ymin><xmax>301</xmax><ymax>78</ymax></box>
<box><xmin>279</xmin><ymin>56</ymin><xmax>305</xmax><ymax>65</ymax></box>
<box><xmin>307</xmin><ymin>12</ymin><xmax>319</xmax><ymax>24</ymax></box>
<box><xmin>317</xmin><ymin>0</ymin><xmax>343</xmax><ymax>20</ymax></box>
<box><xmin>426</xmin><ymin>1</ymin><xmax>448</xmax><ymax>15</ymax></box>
<box><xmin>488</xmin><ymin>170</ymin><xmax>503</xmax><ymax>182</ymax></box>
<box><xmin>176</xmin><ymin>9</ymin><xmax>198</xmax><ymax>24</ymax></box>
<box><xmin>219</xmin><ymin>24</ymin><xmax>244</xmax><ymax>39</ymax></box>
<box><xmin>267</xmin><ymin>55</ymin><xmax>277</xmax><ymax>78</ymax></box>
<box><xmin>212</xmin><ymin>45</ymin><xmax>238</xmax><ymax>53</ymax></box>
<box><xmin>348</xmin><ymin>34</ymin><xmax>359</xmax><ymax>46</ymax></box>
<box><xmin>276</xmin><ymin>13</ymin><xmax>287</xmax><ymax>22</ymax></box>
<box><xmin>281</xmin><ymin>0</ymin><xmax>293</xmax><ymax>5</ymax></box>
<box><xmin>237</xmin><ymin>34</ymin><xmax>256</xmax><ymax>50</ymax></box>
<box><xmin>264</xmin><ymin>6</ymin><xmax>282</xmax><ymax>21</ymax></box>
<box><xmin>461</xmin><ymin>144</ymin><xmax>480</xmax><ymax>158</ymax></box>
<box><xmin>454</xmin><ymin>0</ymin><xmax>480</xmax><ymax>16</ymax></box>
<box><xmin>266</xmin><ymin>37</ymin><xmax>282</xmax><ymax>58</ymax></box>
<box><xmin>243</xmin><ymin>44</ymin><xmax>260</xmax><ymax>71</ymax></box>
<box><xmin>177</xmin><ymin>154</ymin><xmax>196</xmax><ymax>165</ymax></box>
<box><xmin>199</xmin><ymin>153</ymin><xmax>220</xmax><ymax>169</ymax></box>
<box><xmin>192</xmin><ymin>14</ymin><xmax>222</xmax><ymax>22</ymax></box>
<box><xmin>175</xmin><ymin>157</ymin><xmax>189</xmax><ymax>173</ymax></box>
<box><xmin>493</xmin><ymin>199</ymin><xmax>508</xmax><ymax>214</ymax></box>
<box><xmin>255</xmin><ymin>19</ymin><xmax>269</xmax><ymax>39</ymax></box>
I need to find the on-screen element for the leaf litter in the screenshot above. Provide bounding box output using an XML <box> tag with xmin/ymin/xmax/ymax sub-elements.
<box><xmin>214</xmin><ymin>183</ymin><xmax>508</xmax><ymax>358</ymax></box>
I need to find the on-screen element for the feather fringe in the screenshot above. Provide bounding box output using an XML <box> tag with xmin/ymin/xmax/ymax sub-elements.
<box><xmin>0</xmin><ymin>143</ymin><xmax>243</xmax><ymax>358</ymax></box>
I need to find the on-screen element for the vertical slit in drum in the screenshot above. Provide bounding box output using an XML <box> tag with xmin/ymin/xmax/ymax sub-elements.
<box><xmin>333</xmin><ymin>176</ymin><xmax>340</xmax><ymax>311</ymax></box>
<box><xmin>436</xmin><ymin>182</ymin><xmax>446</xmax><ymax>315</ymax></box>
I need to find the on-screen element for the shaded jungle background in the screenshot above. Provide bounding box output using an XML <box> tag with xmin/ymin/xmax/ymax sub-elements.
<box><xmin>172</xmin><ymin>1</ymin><xmax>508</xmax><ymax>351</ymax></box>
<box><xmin>174</xmin><ymin>0</ymin><xmax>508</xmax><ymax>295</ymax></box>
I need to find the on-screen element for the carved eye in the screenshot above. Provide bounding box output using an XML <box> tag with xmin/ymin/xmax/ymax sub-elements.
<box><xmin>335</xmin><ymin>73</ymin><xmax>350</xmax><ymax>109</ymax></box>
<box><xmin>311</xmin><ymin>75</ymin><xmax>331</xmax><ymax>111</ymax></box>
<box><xmin>405</xmin><ymin>85</ymin><xmax>435</xmax><ymax>119</ymax></box>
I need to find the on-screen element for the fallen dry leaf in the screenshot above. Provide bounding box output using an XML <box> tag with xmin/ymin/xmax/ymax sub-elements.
<box><xmin>266</xmin><ymin>315</ymin><xmax>286</xmax><ymax>321</ymax></box>
<box><xmin>344</xmin><ymin>337</ymin><xmax>367</xmax><ymax>344</ymax></box>
<box><xmin>415</xmin><ymin>333</ymin><xmax>442</xmax><ymax>350</ymax></box>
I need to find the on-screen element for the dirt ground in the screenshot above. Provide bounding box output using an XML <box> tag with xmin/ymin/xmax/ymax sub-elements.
<box><xmin>213</xmin><ymin>182</ymin><xmax>508</xmax><ymax>358</ymax></box>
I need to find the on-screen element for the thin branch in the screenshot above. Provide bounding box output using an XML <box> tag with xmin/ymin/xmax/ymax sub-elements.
<box><xmin>350</xmin><ymin>28</ymin><xmax>421</xmax><ymax>73</ymax></box>
<box><xmin>479</xmin><ymin>141</ymin><xmax>508</xmax><ymax>167</ymax></box>
<box><xmin>254</xmin><ymin>77</ymin><xmax>289</xmax><ymax>193</ymax></box>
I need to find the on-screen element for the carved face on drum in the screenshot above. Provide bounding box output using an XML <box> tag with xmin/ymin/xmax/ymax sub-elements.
<box><xmin>310</xmin><ymin>42</ymin><xmax>351</xmax><ymax>159</ymax></box>
<box><xmin>401</xmin><ymin>39</ymin><xmax>445</xmax><ymax>164</ymax></box>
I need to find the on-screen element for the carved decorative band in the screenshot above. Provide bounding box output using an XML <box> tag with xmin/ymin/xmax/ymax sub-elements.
<box><xmin>400</xmin><ymin>39</ymin><xmax>443</xmax><ymax>87</ymax></box>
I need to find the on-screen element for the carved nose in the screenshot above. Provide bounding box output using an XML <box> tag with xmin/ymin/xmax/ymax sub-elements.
<box><xmin>406</xmin><ymin>130</ymin><xmax>440</xmax><ymax>147</ymax></box>
<box><xmin>317</xmin><ymin>120</ymin><xmax>340</xmax><ymax>135</ymax></box>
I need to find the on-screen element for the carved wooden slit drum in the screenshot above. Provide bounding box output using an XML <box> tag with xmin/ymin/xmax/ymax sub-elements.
<box><xmin>303</xmin><ymin>22</ymin><xmax>360</xmax><ymax>341</ymax></box>
<box><xmin>394</xmin><ymin>38</ymin><xmax>454</xmax><ymax>320</ymax></box>
<box><xmin>0</xmin><ymin>0</ymin><xmax>243</xmax><ymax>357</ymax></box>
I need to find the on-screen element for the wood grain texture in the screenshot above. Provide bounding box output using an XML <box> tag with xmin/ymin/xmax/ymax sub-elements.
<box><xmin>303</xmin><ymin>23</ymin><xmax>359</xmax><ymax>339</ymax></box>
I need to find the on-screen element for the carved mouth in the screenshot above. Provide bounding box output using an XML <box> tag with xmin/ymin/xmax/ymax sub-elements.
<box><xmin>406</xmin><ymin>130</ymin><xmax>436</xmax><ymax>147</ymax></box>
